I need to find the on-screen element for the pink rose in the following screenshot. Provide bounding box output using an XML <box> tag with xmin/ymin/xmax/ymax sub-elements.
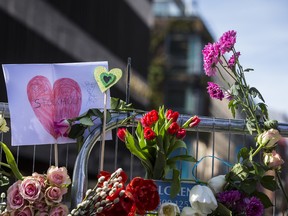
<box><xmin>19</xmin><ymin>177</ymin><xmax>42</xmax><ymax>202</ymax></box>
<box><xmin>11</xmin><ymin>206</ymin><xmax>33</xmax><ymax>216</ymax></box>
<box><xmin>7</xmin><ymin>181</ymin><xmax>24</xmax><ymax>210</ymax></box>
<box><xmin>264</xmin><ymin>150</ymin><xmax>284</xmax><ymax>169</ymax></box>
<box><xmin>44</xmin><ymin>186</ymin><xmax>66</xmax><ymax>205</ymax></box>
<box><xmin>35</xmin><ymin>212</ymin><xmax>49</xmax><ymax>216</ymax></box>
<box><xmin>49</xmin><ymin>204</ymin><xmax>69</xmax><ymax>216</ymax></box>
<box><xmin>257</xmin><ymin>129</ymin><xmax>281</xmax><ymax>148</ymax></box>
<box><xmin>32</xmin><ymin>173</ymin><xmax>46</xmax><ymax>190</ymax></box>
<box><xmin>33</xmin><ymin>198</ymin><xmax>49</xmax><ymax>213</ymax></box>
<box><xmin>47</xmin><ymin>166</ymin><xmax>71</xmax><ymax>187</ymax></box>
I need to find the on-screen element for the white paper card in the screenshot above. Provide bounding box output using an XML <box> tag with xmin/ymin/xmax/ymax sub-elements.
<box><xmin>3</xmin><ymin>62</ymin><xmax>111</xmax><ymax>146</ymax></box>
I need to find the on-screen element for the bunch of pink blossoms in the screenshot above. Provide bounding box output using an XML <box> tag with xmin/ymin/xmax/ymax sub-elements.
<box><xmin>3</xmin><ymin>166</ymin><xmax>71</xmax><ymax>216</ymax></box>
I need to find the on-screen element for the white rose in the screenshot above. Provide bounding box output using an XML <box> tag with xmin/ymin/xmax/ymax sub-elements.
<box><xmin>207</xmin><ymin>175</ymin><xmax>226</xmax><ymax>194</ymax></box>
<box><xmin>158</xmin><ymin>203</ymin><xmax>180</xmax><ymax>216</ymax></box>
<box><xmin>0</xmin><ymin>115</ymin><xmax>9</xmax><ymax>133</ymax></box>
<box><xmin>189</xmin><ymin>185</ymin><xmax>218</xmax><ymax>215</ymax></box>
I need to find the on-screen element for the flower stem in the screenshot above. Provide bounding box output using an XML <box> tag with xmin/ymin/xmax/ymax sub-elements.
<box><xmin>250</xmin><ymin>144</ymin><xmax>263</xmax><ymax>160</ymax></box>
<box><xmin>275</xmin><ymin>170</ymin><xmax>288</xmax><ymax>204</ymax></box>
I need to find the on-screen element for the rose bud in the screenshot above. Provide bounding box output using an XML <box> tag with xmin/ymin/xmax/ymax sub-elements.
<box><xmin>143</xmin><ymin>127</ymin><xmax>156</xmax><ymax>140</ymax></box>
<box><xmin>176</xmin><ymin>128</ymin><xmax>186</xmax><ymax>139</ymax></box>
<box><xmin>257</xmin><ymin>129</ymin><xmax>281</xmax><ymax>148</ymax></box>
<box><xmin>166</xmin><ymin>109</ymin><xmax>179</xmax><ymax>122</ymax></box>
<box><xmin>207</xmin><ymin>175</ymin><xmax>226</xmax><ymax>195</ymax></box>
<box><xmin>167</xmin><ymin>122</ymin><xmax>180</xmax><ymax>135</ymax></box>
<box><xmin>263</xmin><ymin>150</ymin><xmax>284</xmax><ymax>170</ymax></box>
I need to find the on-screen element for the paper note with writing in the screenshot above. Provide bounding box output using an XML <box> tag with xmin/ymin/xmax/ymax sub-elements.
<box><xmin>155</xmin><ymin>180</ymin><xmax>196</xmax><ymax>211</ymax></box>
<box><xmin>3</xmin><ymin>62</ymin><xmax>111</xmax><ymax>146</ymax></box>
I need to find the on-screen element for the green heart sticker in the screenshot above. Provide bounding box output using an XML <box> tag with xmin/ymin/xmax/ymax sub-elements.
<box><xmin>94</xmin><ymin>66</ymin><xmax>122</xmax><ymax>93</ymax></box>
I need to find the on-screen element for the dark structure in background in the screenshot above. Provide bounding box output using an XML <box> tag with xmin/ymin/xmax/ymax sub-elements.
<box><xmin>0</xmin><ymin>0</ymin><xmax>153</xmax><ymax>179</ymax></box>
<box><xmin>0</xmin><ymin>0</ymin><xmax>152</xmax><ymax>108</ymax></box>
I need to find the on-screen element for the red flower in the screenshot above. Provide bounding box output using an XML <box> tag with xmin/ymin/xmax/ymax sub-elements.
<box><xmin>141</xmin><ymin>110</ymin><xmax>159</xmax><ymax>127</ymax></box>
<box><xmin>166</xmin><ymin>109</ymin><xmax>179</xmax><ymax>122</ymax></box>
<box><xmin>126</xmin><ymin>177</ymin><xmax>160</xmax><ymax>214</ymax></box>
<box><xmin>144</xmin><ymin>127</ymin><xmax>156</xmax><ymax>140</ymax></box>
<box><xmin>117</xmin><ymin>128</ymin><xmax>128</xmax><ymax>142</ymax></box>
<box><xmin>189</xmin><ymin>115</ymin><xmax>200</xmax><ymax>127</ymax></box>
<box><xmin>167</xmin><ymin>122</ymin><xmax>180</xmax><ymax>135</ymax></box>
<box><xmin>176</xmin><ymin>128</ymin><xmax>186</xmax><ymax>139</ymax></box>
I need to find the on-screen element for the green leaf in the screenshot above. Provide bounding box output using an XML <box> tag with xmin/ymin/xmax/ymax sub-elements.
<box><xmin>213</xmin><ymin>203</ymin><xmax>233</xmax><ymax>216</ymax></box>
<box><xmin>152</xmin><ymin>149</ymin><xmax>166</xmax><ymax>179</ymax></box>
<box><xmin>240</xmin><ymin>179</ymin><xmax>257</xmax><ymax>194</ymax></box>
<box><xmin>68</xmin><ymin>124</ymin><xmax>86</xmax><ymax>139</ymax></box>
<box><xmin>167</xmin><ymin>140</ymin><xmax>187</xmax><ymax>157</ymax></box>
<box><xmin>260</xmin><ymin>175</ymin><xmax>279</xmax><ymax>191</ymax></box>
<box><xmin>170</xmin><ymin>169</ymin><xmax>181</xmax><ymax>198</ymax></box>
<box><xmin>167</xmin><ymin>155</ymin><xmax>197</xmax><ymax>164</ymax></box>
<box><xmin>244</xmin><ymin>68</ymin><xmax>254</xmax><ymax>72</ymax></box>
<box><xmin>110</xmin><ymin>97</ymin><xmax>133</xmax><ymax>110</ymax></box>
<box><xmin>237</xmin><ymin>147</ymin><xmax>249</xmax><ymax>162</ymax></box>
<box><xmin>249</xmin><ymin>87</ymin><xmax>265</xmax><ymax>102</ymax></box>
<box><xmin>253</xmin><ymin>191</ymin><xmax>273</xmax><ymax>208</ymax></box>
<box><xmin>79</xmin><ymin>117</ymin><xmax>94</xmax><ymax>126</ymax></box>
<box><xmin>0</xmin><ymin>142</ymin><xmax>23</xmax><ymax>180</ymax></box>
<box><xmin>257</xmin><ymin>102</ymin><xmax>268</xmax><ymax>119</ymax></box>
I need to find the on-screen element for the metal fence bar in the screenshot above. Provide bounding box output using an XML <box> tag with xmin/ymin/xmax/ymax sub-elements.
<box><xmin>70</xmin><ymin>112</ymin><xmax>288</xmax><ymax>208</ymax></box>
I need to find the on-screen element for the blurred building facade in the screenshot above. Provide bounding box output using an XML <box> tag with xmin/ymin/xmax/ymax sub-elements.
<box><xmin>0</xmin><ymin>0</ymin><xmax>154</xmax><ymax>179</ymax></box>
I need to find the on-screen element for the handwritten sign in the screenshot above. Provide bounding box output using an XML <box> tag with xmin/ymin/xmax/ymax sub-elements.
<box><xmin>3</xmin><ymin>62</ymin><xmax>111</xmax><ymax>146</ymax></box>
<box><xmin>155</xmin><ymin>180</ymin><xmax>196</xmax><ymax>211</ymax></box>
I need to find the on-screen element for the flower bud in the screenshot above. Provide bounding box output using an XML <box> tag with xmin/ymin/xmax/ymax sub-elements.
<box><xmin>117</xmin><ymin>128</ymin><xmax>127</xmax><ymax>142</ymax></box>
<box><xmin>257</xmin><ymin>129</ymin><xmax>281</xmax><ymax>148</ymax></box>
<box><xmin>207</xmin><ymin>175</ymin><xmax>226</xmax><ymax>195</ymax></box>
<box><xmin>0</xmin><ymin>115</ymin><xmax>9</xmax><ymax>133</ymax></box>
<box><xmin>189</xmin><ymin>185</ymin><xmax>218</xmax><ymax>215</ymax></box>
<box><xmin>158</xmin><ymin>203</ymin><xmax>180</xmax><ymax>216</ymax></box>
<box><xmin>263</xmin><ymin>150</ymin><xmax>284</xmax><ymax>170</ymax></box>
<box><xmin>180</xmin><ymin>207</ymin><xmax>201</xmax><ymax>216</ymax></box>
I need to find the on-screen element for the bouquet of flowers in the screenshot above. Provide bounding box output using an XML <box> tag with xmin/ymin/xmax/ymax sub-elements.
<box><xmin>1</xmin><ymin>166</ymin><xmax>71</xmax><ymax>216</ymax></box>
<box><xmin>69</xmin><ymin>168</ymin><xmax>160</xmax><ymax>216</ymax></box>
<box><xmin>176</xmin><ymin>30</ymin><xmax>287</xmax><ymax>215</ymax></box>
<box><xmin>117</xmin><ymin>106</ymin><xmax>200</xmax><ymax>197</ymax></box>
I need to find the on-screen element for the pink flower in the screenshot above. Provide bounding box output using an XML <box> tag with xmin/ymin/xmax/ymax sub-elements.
<box><xmin>166</xmin><ymin>109</ymin><xmax>179</xmax><ymax>122</ymax></box>
<box><xmin>257</xmin><ymin>129</ymin><xmax>281</xmax><ymax>148</ymax></box>
<box><xmin>32</xmin><ymin>173</ymin><xmax>46</xmax><ymax>189</ymax></box>
<box><xmin>11</xmin><ymin>206</ymin><xmax>33</xmax><ymax>216</ymax></box>
<box><xmin>218</xmin><ymin>30</ymin><xmax>237</xmax><ymax>54</ymax></box>
<box><xmin>47</xmin><ymin>166</ymin><xmax>71</xmax><ymax>187</ymax></box>
<box><xmin>35</xmin><ymin>212</ymin><xmax>49</xmax><ymax>216</ymax></box>
<box><xmin>117</xmin><ymin>128</ymin><xmax>128</xmax><ymax>142</ymax></box>
<box><xmin>167</xmin><ymin>122</ymin><xmax>180</xmax><ymax>135</ymax></box>
<box><xmin>7</xmin><ymin>181</ymin><xmax>24</xmax><ymax>210</ymax></box>
<box><xmin>44</xmin><ymin>186</ymin><xmax>66</xmax><ymax>205</ymax></box>
<box><xmin>49</xmin><ymin>204</ymin><xmax>69</xmax><ymax>216</ymax></box>
<box><xmin>141</xmin><ymin>110</ymin><xmax>159</xmax><ymax>127</ymax></box>
<box><xmin>19</xmin><ymin>177</ymin><xmax>42</xmax><ymax>202</ymax></box>
<box><xmin>53</xmin><ymin>119</ymin><xmax>71</xmax><ymax>137</ymax></box>
<box><xmin>207</xmin><ymin>82</ymin><xmax>224</xmax><ymax>100</ymax></box>
<box><xmin>228</xmin><ymin>52</ymin><xmax>240</xmax><ymax>69</ymax></box>
<box><xmin>176</xmin><ymin>128</ymin><xmax>186</xmax><ymax>139</ymax></box>
<box><xmin>143</xmin><ymin>127</ymin><xmax>156</xmax><ymax>140</ymax></box>
<box><xmin>33</xmin><ymin>198</ymin><xmax>49</xmax><ymax>213</ymax></box>
<box><xmin>202</xmin><ymin>42</ymin><xmax>221</xmax><ymax>76</ymax></box>
<box><xmin>263</xmin><ymin>150</ymin><xmax>284</xmax><ymax>170</ymax></box>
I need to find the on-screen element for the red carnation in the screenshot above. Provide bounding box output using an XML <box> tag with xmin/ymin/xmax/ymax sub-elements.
<box><xmin>176</xmin><ymin>128</ymin><xmax>186</xmax><ymax>139</ymax></box>
<box><xmin>166</xmin><ymin>109</ymin><xmax>179</xmax><ymax>122</ymax></box>
<box><xmin>126</xmin><ymin>177</ymin><xmax>160</xmax><ymax>214</ymax></box>
<box><xmin>144</xmin><ymin>127</ymin><xmax>156</xmax><ymax>140</ymax></box>
<box><xmin>117</xmin><ymin>128</ymin><xmax>128</xmax><ymax>142</ymax></box>
<box><xmin>167</xmin><ymin>122</ymin><xmax>180</xmax><ymax>135</ymax></box>
<box><xmin>141</xmin><ymin>110</ymin><xmax>159</xmax><ymax>127</ymax></box>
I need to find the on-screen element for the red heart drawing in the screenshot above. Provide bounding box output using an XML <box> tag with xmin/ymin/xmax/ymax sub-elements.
<box><xmin>27</xmin><ymin>75</ymin><xmax>82</xmax><ymax>139</ymax></box>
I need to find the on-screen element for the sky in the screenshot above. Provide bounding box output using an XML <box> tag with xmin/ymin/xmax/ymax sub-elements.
<box><xmin>185</xmin><ymin>0</ymin><xmax>288</xmax><ymax>117</ymax></box>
